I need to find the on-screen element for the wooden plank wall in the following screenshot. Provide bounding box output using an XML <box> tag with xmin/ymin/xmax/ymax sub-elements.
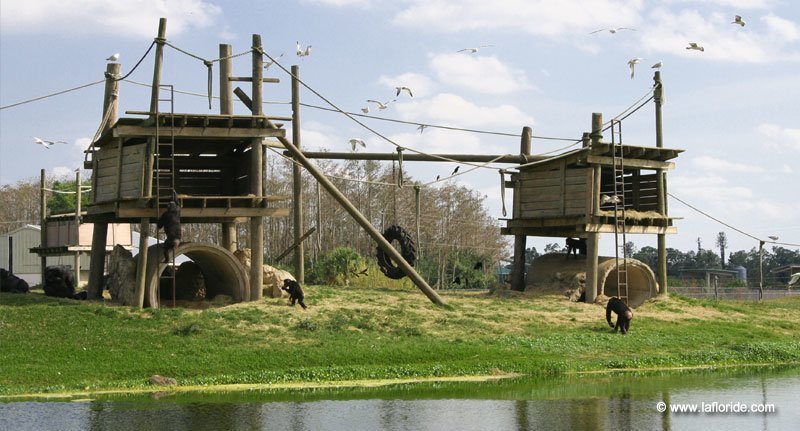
<box><xmin>94</xmin><ymin>144</ymin><xmax>145</xmax><ymax>202</ymax></box>
<box><xmin>517</xmin><ymin>166</ymin><xmax>588</xmax><ymax>218</ymax></box>
<box><xmin>598</xmin><ymin>168</ymin><xmax>659</xmax><ymax>212</ymax></box>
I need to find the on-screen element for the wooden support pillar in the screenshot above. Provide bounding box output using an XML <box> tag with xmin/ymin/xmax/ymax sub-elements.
<box><xmin>87</xmin><ymin>62</ymin><xmax>119</xmax><ymax>298</ymax></box>
<box><xmin>39</xmin><ymin>170</ymin><xmax>47</xmax><ymax>285</ymax></box>
<box><xmin>249</xmin><ymin>34</ymin><xmax>264</xmax><ymax>301</ymax></box>
<box><xmin>74</xmin><ymin>170</ymin><xmax>82</xmax><ymax>285</ymax></box>
<box><xmin>291</xmin><ymin>65</ymin><xmax>305</xmax><ymax>283</ymax></box>
<box><xmin>219</xmin><ymin>43</ymin><xmax>237</xmax><ymax>252</ymax></box>
<box><xmin>511</xmin><ymin>126</ymin><xmax>532</xmax><ymax>292</ymax></box>
<box><xmin>654</xmin><ymin>71</ymin><xmax>668</xmax><ymax>295</ymax></box>
<box><xmin>414</xmin><ymin>185</ymin><xmax>422</xmax><ymax>260</ymax></box>
<box><xmin>134</xmin><ymin>17</ymin><xmax>167</xmax><ymax>309</ymax></box>
<box><xmin>585</xmin><ymin>233</ymin><xmax>600</xmax><ymax>303</ymax></box>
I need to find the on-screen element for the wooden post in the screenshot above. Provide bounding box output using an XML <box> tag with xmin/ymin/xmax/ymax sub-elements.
<box><xmin>249</xmin><ymin>34</ymin><xmax>265</xmax><ymax>301</ymax></box>
<box><xmin>135</xmin><ymin>17</ymin><xmax>167</xmax><ymax>309</ymax></box>
<box><xmin>291</xmin><ymin>65</ymin><xmax>305</xmax><ymax>283</ymax></box>
<box><xmin>759</xmin><ymin>240</ymin><xmax>765</xmax><ymax>300</ymax></box>
<box><xmin>219</xmin><ymin>43</ymin><xmax>237</xmax><ymax>252</ymax></box>
<box><xmin>511</xmin><ymin>126</ymin><xmax>532</xmax><ymax>292</ymax></box>
<box><xmin>586</xmin><ymin>114</ymin><xmax>603</xmax><ymax>303</ymax></box>
<box><xmin>39</xmin><ymin>169</ymin><xmax>47</xmax><ymax>286</ymax></box>
<box><xmin>590</xmin><ymin>113</ymin><xmax>603</xmax><ymax>146</ymax></box>
<box><xmin>74</xmin><ymin>170</ymin><xmax>82</xmax><ymax>285</ymax></box>
<box><xmin>87</xmin><ymin>62</ymin><xmax>119</xmax><ymax>298</ymax></box>
<box><xmin>414</xmin><ymin>185</ymin><xmax>422</xmax><ymax>260</ymax></box>
<box><xmin>654</xmin><ymin>71</ymin><xmax>668</xmax><ymax>295</ymax></box>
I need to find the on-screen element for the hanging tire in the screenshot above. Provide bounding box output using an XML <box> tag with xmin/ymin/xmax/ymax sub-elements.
<box><xmin>376</xmin><ymin>225</ymin><xmax>417</xmax><ymax>280</ymax></box>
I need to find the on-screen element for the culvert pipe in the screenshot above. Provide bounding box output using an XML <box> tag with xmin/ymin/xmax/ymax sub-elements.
<box><xmin>143</xmin><ymin>242</ymin><xmax>249</xmax><ymax>308</ymax></box>
<box><xmin>527</xmin><ymin>254</ymin><xmax>659</xmax><ymax>308</ymax></box>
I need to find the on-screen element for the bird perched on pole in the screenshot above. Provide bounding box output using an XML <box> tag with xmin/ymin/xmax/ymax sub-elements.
<box><xmin>106</xmin><ymin>53</ymin><xmax>119</xmax><ymax>62</ymax></box>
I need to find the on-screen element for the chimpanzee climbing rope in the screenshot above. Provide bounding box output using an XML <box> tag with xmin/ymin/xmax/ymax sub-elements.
<box><xmin>376</xmin><ymin>225</ymin><xmax>417</xmax><ymax>280</ymax></box>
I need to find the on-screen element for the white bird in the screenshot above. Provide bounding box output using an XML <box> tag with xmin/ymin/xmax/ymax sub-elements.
<box><xmin>601</xmin><ymin>194</ymin><xmax>622</xmax><ymax>205</ymax></box>
<box><xmin>296</xmin><ymin>42</ymin><xmax>312</xmax><ymax>57</ymax></box>
<box><xmin>589</xmin><ymin>27</ymin><xmax>636</xmax><ymax>34</ymax></box>
<box><xmin>366</xmin><ymin>99</ymin><xmax>395</xmax><ymax>110</ymax></box>
<box><xmin>732</xmin><ymin>15</ymin><xmax>746</xmax><ymax>27</ymax></box>
<box><xmin>686</xmin><ymin>42</ymin><xmax>705</xmax><ymax>52</ymax></box>
<box><xmin>627</xmin><ymin>58</ymin><xmax>644</xmax><ymax>79</ymax></box>
<box><xmin>349</xmin><ymin>138</ymin><xmax>366</xmax><ymax>151</ymax></box>
<box><xmin>417</xmin><ymin>124</ymin><xmax>428</xmax><ymax>134</ymax></box>
<box><xmin>395</xmin><ymin>86</ymin><xmax>413</xmax><ymax>97</ymax></box>
<box><xmin>33</xmin><ymin>137</ymin><xmax>68</xmax><ymax>149</ymax></box>
<box><xmin>264</xmin><ymin>53</ymin><xmax>284</xmax><ymax>69</ymax></box>
<box><xmin>457</xmin><ymin>44</ymin><xmax>493</xmax><ymax>54</ymax></box>
<box><xmin>360</xmin><ymin>106</ymin><xmax>370</xmax><ymax>114</ymax></box>
<box><xmin>106</xmin><ymin>53</ymin><xmax>119</xmax><ymax>62</ymax></box>
<box><xmin>651</xmin><ymin>60</ymin><xmax>663</xmax><ymax>69</ymax></box>
<box><xmin>768</xmin><ymin>235</ymin><xmax>779</xmax><ymax>241</ymax></box>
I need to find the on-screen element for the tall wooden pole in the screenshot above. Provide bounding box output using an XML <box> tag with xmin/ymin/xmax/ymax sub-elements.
<box><xmin>654</xmin><ymin>71</ymin><xmax>668</xmax><ymax>295</ymax></box>
<box><xmin>74</xmin><ymin>170</ymin><xmax>82</xmax><ymax>285</ymax></box>
<box><xmin>291</xmin><ymin>65</ymin><xmax>305</xmax><ymax>283</ymax></box>
<box><xmin>414</xmin><ymin>185</ymin><xmax>422</xmax><ymax>260</ymax></box>
<box><xmin>135</xmin><ymin>17</ymin><xmax>167</xmax><ymax>309</ymax></box>
<box><xmin>39</xmin><ymin>169</ymin><xmax>47</xmax><ymax>286</ymax></box>
<box><xmin>585</xmin><ymin>113</ymin><xmax>603</xmax><ymax>303</ymax></box>
<box><xmin>249</xmin><ymin>34</ymin><xmax>265</xmax><ymax>301</ymax></box>
<box><xmin>219</xmin><ymin>43</ymin><xmax>237</xmax><ymax>252</ymax></box>
<box><xmin>87</xmin><ymin>62</ymin><xmax>119</xmax><ymax>298</ymax></box>
<box><xmin>511</xmin><ymin>127</ymin><xmax>532</xmax><ymax>292</ymax></box>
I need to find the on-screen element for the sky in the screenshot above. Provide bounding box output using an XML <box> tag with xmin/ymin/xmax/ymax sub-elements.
<box><xmin>1</xmin><ymin>0</ymin><xmax>798</xmax><ymax>257</ymax></box>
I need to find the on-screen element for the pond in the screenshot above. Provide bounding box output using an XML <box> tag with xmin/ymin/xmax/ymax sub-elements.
<box><xmin>2</xmin><ymin>366</ymin><xmax>798</xmax><ymax>431</ymax></box>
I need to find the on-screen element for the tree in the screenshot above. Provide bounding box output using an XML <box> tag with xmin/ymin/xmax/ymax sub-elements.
<box><xmin>715</xmin><ymin>232</ymin><xmax>728</xmax><ymax>268</ymax></box>
<box><xmin>544</xmin><ymin>242</ymin><xmax>563</xmax><ymax>254</ymax></box>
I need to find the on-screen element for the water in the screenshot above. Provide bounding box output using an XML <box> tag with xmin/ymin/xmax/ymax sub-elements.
<box><xmin>2</xmin><ymin>366</ymin><xmax>798</xmax><ymax>431</ymax></box>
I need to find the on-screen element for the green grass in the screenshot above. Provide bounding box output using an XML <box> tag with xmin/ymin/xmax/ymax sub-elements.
<box><xmin>1</xmin><ymin>287</ymin><xmax>799</xmax><ymax>396</ymax></box>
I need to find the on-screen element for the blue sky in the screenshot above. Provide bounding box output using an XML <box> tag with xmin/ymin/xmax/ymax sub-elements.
<box><xmin>1</xmin><ymin>0</ymin><xmax>798</xmax><ymax>256</ymax></box>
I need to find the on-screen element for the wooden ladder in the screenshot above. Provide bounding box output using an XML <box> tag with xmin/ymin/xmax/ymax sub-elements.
<box><xmin>610</xmin><ymin>119</ymin><xmax>629</xmax><ymax>305</ymax></box>
<box><xmin>155</xmin><ymin>84</ymin><xmax>177</xmax><ymax>307</ymax></box>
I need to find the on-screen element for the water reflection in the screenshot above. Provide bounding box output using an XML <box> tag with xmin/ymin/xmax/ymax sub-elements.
<box><xmin>1</xmin><ymin>366</ymin><xmax>798</xmax><ymax>431</ymax></box>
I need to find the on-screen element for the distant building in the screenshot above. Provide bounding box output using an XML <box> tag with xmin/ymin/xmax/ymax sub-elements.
<box><xmin>677</xmin><ymin>268</ymin><xmax>743</xmax><ymax>288</ymax></box>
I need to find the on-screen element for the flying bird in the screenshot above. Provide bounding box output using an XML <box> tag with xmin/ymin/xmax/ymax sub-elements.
<box><xmin>349</xmin><ymin>138</ymin><xmax>366</xmax><ymax>151</ymax></box>
<box><xmin>264</xmin><ymin>53</ymin><xmax>284</xmax><ymax>69</ymax></box>
<box><xmin>768</xmin><ymin>235</ymin><xmax>779</xmax><ymax>241</ymax></box>
<box><xmin>627</xmin><ymin>58</ymin><xmax>644</xmax><ymax>79</ymax></box>
<box><xmin>457</xmin><ymin>44</ymin><xmax>493</xmax><ymax>54</ymax></box>
<box><xmin>33</xmin><ymin>137</ymin><xmax>68</xmax><ymax>149</ymax></box>
<box><xmin>451</xmin><ymin>166</ymin><xmax>460</xmax><ymax>176</ymax></box>
<box><xmin>589</xmin><ymin>27</ymin><xmax>636</xmax><ymax>34</ymax></box>
<box><xmin>732</xmin><ymin>15</ymin><xmax>746</xmax><ymax>27</ymax></box>
<box><xmin>366</xmin><ymin>99</ymin><xmax>395</xmax><ymax>110</ymax></box>
<box><xmin>395</xmin><ymin>86</ymin><xmax>413</xmax><ymax>97</ymax></box>
<box><xmin>360</xmin><ymin>106</ymin><xmax>370</xmax><ymax>114</ymax></box>
<box><xmin>106</xmin><ymin>53</ymin><xmax>119</xmax><ymax>62</ymax></box>
<box><xmin>686</xmin><ymin>42</ymin><xmax>705</xmax><ymax>52</ymax></box>
<box><xmin>417</xmin><ymin>124</ymin><xmax>428</xmax><ymax>134</ymax></box>
<box><xmin>651</xmin><ymin>60</ymin><xmax>663</xmax><ymax>69</ymax></box>
<box><xmin>296</xmin><ymin>41</ymin><xmax>312</xmax><ymax>57</ymax></box>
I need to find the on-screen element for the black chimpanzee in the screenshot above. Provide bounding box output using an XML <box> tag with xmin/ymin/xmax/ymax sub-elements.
<box><xmin>565</xmin><ymin>237</ymin><xmax>587</xmax><ymax>257</ymax></box>
<box><xmin>157</xmin><ymin>191</ymin><xmax>182</xmax><ymax>263</ymax></box>
<box><xmin>606</xmin><ymin>296</ymin><xmax>633</xmax><ymax>334</ymax></box>
<box><xmin>1</xmin><ymin>268</ymin><xmax>30</xmax><ymax>294</ymax></box>
<box><xmin>281</xmin><ymin>278</ymin><xmax>307</xmax><ymax>309</ymax></box>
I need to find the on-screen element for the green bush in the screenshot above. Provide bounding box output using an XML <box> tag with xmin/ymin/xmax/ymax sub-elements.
<box><xmin>308</xmin><ymin>247</ymin><xmax>365</xmax><ymax>285</ymax></box>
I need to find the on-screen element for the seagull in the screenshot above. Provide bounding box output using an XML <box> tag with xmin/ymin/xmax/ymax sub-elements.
<box><xmin>732</xmin><ymin>15</ymin><xmax>746</xmax><ymax>27</ymax></box>
<box><xmin>601</xmin><ymin>194</ymin><xmax>622</xmax><ymax>205</ymax></box>
<box><xmin>395</xmin><ymin>86</ymin><xmax>413</xmax><ymax>97</ymax></box>
<box><xmin>589</xmin><ymin>27</ymin><xmax>636</xmax><ymax>34</ymax></box>
<box><xmin>366</xmin><ymin>99</ymin><xmax>395</xmax><ymax>110</ymax></box>
<box><xmin>451</xmin><ymin>166</ymin><xmax>460</xmax><ymax>176</ymax></box>
<box><xmin>106</xmin><ymin>53</ymin><xmax>119</xmax><ymax>62</ymax></box>
<box><xmin>360</xmin><ymin>106</ymin><xmax>370</xmax><ymax>114</ymax></box>
<box><xmin>768</xmin><ymin>235</ymin><xmax>779</xmax><ymax>241</ymax></box>
<box><xmin>651</xmin><ymin>60</ymin><xmax>663</xmax><ymax>69</ymax></box>
<box><xmin>264</xmin><ymin>53</ymin><xmax>284</xmax><ymax>70</ymax></box>
<box><xmin>349</xmin><ymin>138</ymin><xmax>366</xmax><ymax>151</ymax></box>
<box><xmin>686</xmin><ymin>42</ymin><xmax>705</xmax><ymax>52</ymax></box>
<box><xmin>296</xmin><ymin>41</ymin><xmax>312</xmax><ymax>57</ymax></box>
<box><xmin>33</xmin><ymin>137</ymin><xmax>68</xmax><ymax>149</ymax></box>
<box><xmin>457</xmin><ymin>44</ymin><xmax>493</xmax><ymax>54</ymax></box>
<box><xmin>628</xmin><ymin>58</ymin><xmax>644</xmax><ymax>79</ymax></box>
<box><xmin>417</xmin><ymin>124</ymin><xmax>428</xmax><ymax>134</ymax></box>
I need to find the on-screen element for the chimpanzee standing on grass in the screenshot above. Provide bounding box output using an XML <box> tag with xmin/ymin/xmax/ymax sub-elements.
<box><xmin>606</xmin><ymin>296</ymin><xmax>633</xmax><ymax>334</ymax></box>
<box><xmin>157</xmin><ymin>190</ymin><xmax>182</xmax><ymax>263</ymax></box>
<box><xmin>282</xmin><ymin>278</ymin><xmax>307</xmax><ymax>309</ymax></box>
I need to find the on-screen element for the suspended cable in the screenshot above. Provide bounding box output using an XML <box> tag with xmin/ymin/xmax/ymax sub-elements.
<box><xmin>0</xmin><ymin>80</ymin><xmax>105</xmax><ymax>110</ymax></box>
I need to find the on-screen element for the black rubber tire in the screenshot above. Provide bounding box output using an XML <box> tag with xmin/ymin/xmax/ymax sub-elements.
<box><xmin>376</xmin><ymin>225</ymin><xmax>417</xmax><ymax>280</ymax></box>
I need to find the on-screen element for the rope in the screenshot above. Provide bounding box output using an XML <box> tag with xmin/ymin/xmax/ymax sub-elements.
<box><xmin>602</xmin><ymin>86</ymin><xmax>655</xmax><ymax>131</ymax></box>
<box><xmin>397</xmin><ymin>147</ymin><xmax>405</xmax><ymax>188</ymax></box>
<box><xmin>423</xmin><ymin>154</ymin><xmax>508</xmax><ymax>186</ymax></box>
<box><xmin>42</xmin><ymin>187</ymin><xmax>92</xmax><ymax>194</ymax></box>
<box><xmin>0</xmin><ymin>80</ymin><xmax>104</xmax><ymax>110</ymax></box>
<box><xmin>90</xmin><ymin>92</ymin><xmax>118</xmax><ymax>145</ymax></box>
<box><xmin>499</xmin><ymin>169</ymin><xmax>508</xmax><ymax>217</ymax></box>
<box><xmin>112</xmin><ymin>40</ymin><xmax>157</xmax><ymax>82</ymax></box>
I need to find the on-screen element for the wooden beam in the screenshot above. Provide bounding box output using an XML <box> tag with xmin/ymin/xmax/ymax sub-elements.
<box><xmin>113</xmin><ymin>124</ymin><xmax>285</xmax><ymax>139</ymax></box>
<box><xmin>584</xmin><ymin>224</ymin><xmax>677</xmax><ymax>234</ymax></box>
<box><xmin>298</xmin><ymin>151</ymin><xmax>543</xmax><ymax>164</ymax></box>
<box><xmin>586</xmin><ymin>155</ymin><xmax>675</xmax><ymax>170</ymax></box>
<box><xmin>118</xmin><ymin>207</ymin><xmax>289</xmax><ymax>218</ymax></box>
<box><xmin>228</xmin><ymin>76</ymin><xmax>280</xmax><ymax>83</ymax></box>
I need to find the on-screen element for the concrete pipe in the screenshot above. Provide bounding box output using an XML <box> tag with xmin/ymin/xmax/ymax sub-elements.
<box><xmin>143</xmin><ymin>242</ymin><xmax>249</xmax><ymax>308</ymax></box>
<box><xmin>527</xmin><ymin>254</ymin><xmax>659</xmax><ymax>308</ymax></box>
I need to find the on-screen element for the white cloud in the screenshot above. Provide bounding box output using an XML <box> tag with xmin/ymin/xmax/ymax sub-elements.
<box><xmin>665</xmin><ymin>0</ymin><xmax>776</xmax><ymax>9</ymax></box>
<box><xmin>378</xmin><ymin>73</ymin><xmax>436</xmax><ymax>98</ymax></box>
<box><xmin>691</xmin><ymin>155</ymin><xmax>764</xmax><ymax>173</ymax></box>
<box><xmin>287</xmin><ymin>122</ymin><xmax>343</xmax><ymax>151</ymax></box>
<box><xmin>394</xmin><ymin>93</ymin><xmax>534</xmax><ymax>128</ymax></box>
<box><xmin>302</xmin><ymin>0</ymin><xmax>372</xmax><ymax>6</ymax></box>
<box><xmin>758</xmin><ymin>123</ymin><xmax>800</xmax><ymax>151</ymax></box>
<box><xmin>0</xmin><ymin>0</ymin><xmax>221</xmax><ymax>38</ymax></box>
<box><xmin>429</xmin><ymin>53</ymin><xmax>532</xmax><ymax>95</ymax></box>
<box><xmin>390</xmin><ymin>128</ymin><xmax>483</xmax><ymax>154</ymax></box>
<box><xmin>393</xmin><ymin>0</ymin><xmax>642</xmax><ymax>37</ymax></box>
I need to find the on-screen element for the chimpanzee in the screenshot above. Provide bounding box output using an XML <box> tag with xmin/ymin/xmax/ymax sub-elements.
<box><xmin>281</xmin><ymin>278</ymin><xmax>307</xmax><ymax>309</ymax></box>
<box><xmin>1</xmin><ymin>268</ymin><xmax>30</xmax><ymax>294</ymax></box>
<box><xmin>565</xmin><ymin>237</ymin><xmax>587</xmax><ymax>257</ymax></box>
<box><xmin>157</xmin><ymin>191</ymin><xmax>182</xmax><ymax>263</ymax></box>
<box><xmin>43</xmin><ymin>265</ymin><xmax>76</xmax><ymax>298</ymax></box>
<box><xmin>606</xmin><ymin>296</ymin><xmax>633</xmax><ymax>334</ymax></box>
